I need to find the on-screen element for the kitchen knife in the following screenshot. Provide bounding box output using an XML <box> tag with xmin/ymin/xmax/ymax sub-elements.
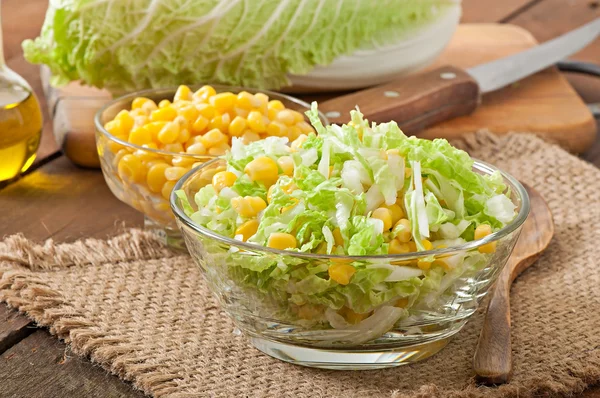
<box><xmin>319</xmin><ymin>18</ymin><xmax>600</xmax><ymax>133</ymax></box>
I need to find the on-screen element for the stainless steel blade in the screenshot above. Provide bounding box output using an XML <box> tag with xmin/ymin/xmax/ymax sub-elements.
<box><xmin>468</xmin><ymin>18</ymin><xmax>600</xmax><ymax>93</ymax></box>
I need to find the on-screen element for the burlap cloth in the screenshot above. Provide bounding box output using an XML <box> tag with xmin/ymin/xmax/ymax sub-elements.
<box><xmin>1</xmin><ymin>132</ymin><xmax>599</xmax><ymax>398</ymax></box>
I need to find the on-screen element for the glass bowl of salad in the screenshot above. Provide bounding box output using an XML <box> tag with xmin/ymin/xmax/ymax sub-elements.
<box><xmin>95</xmin><ymin>84</ymin><xmax>322</xmax><ymax>248</ymax></box>
<box><xmin>171</xmin><ymin>104</ymin><xmax>530</xmax><ymax>369</ymax></box>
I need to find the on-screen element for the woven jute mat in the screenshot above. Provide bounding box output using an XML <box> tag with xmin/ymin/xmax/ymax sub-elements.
<box><xmin>1</xmin><ymin>132</ymin><xmax>599</xmax><ymax>398</ymax></box>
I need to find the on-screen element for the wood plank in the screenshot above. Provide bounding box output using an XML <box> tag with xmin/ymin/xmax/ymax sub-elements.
<box><xmin>0</xmin><ymin>156</ymin><xmax>142</xmax><ymax>242</ymax></box>
<box><xmin>0</xmin><ymin>330</ymin><xmax>145</xmax><ymax>398</ymax></box>
<box><xmin>460</xmin><ymin>0</ymin><xmax>539</xmax><ymax>23</ymax></box>
<box><xmin>0</xmin><ymin>304</ymin><xmax>33</xmax><ymax>355</ymax></box>
<box><xmin>508</xmin><ymin>0</ymin><xmax>600</xmax><ymax>64</ymax></box>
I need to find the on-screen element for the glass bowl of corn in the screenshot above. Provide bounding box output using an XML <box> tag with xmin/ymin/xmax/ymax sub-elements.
<box><xmin>95</xmin><ymin>84</ymin><xmax>324</xmax><ymax>247</ymax></box>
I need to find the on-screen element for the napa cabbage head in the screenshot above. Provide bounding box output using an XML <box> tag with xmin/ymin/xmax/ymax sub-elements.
<box><xmin>23</xmin><ymin>0</ymin><xmax>460</xmax><ymax>92</ymax></box>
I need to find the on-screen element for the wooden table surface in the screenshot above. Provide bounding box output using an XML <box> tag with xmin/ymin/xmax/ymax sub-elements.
<box><xmin>1</xmin><ymin>1</ymin><xmax>599</xmax><ymax>397</ymax></box>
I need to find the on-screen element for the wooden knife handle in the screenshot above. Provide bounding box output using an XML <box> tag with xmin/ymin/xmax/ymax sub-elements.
<box><xmin>473</xmin><ymin>264</ymin><xmax>513</xmax><ymax>384</ymax></box>
<box><xmin>318</xmin><ymin>66</ymin><xmax>480</xmax><ymax>134</ymax></box>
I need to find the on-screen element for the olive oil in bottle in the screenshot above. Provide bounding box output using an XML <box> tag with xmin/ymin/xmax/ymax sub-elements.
<box><xmin>0</xmin><ymin>3</ymin><xmax>43</xmax><ymax>182</ymax></box>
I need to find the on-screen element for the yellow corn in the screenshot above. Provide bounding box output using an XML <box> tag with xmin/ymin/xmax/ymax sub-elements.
<box><xmin>245</xmin><ymin>156</ymin><xmax>279</xmax><ymax>186</ymax></box>
<box><xmin>235</xmin><ymin>219</ymin><xmax>259</xmax><ymax>241</ymax></box>
<box><xmin>200</xmin><ymin>129</ymin><xmax>227</xmax><ymax>149</ymax></box>
<box><xmin>417</xmin><ymin>259</ymin><xmax>432</xmax><ymax>271</ymax></box>
<box><xmin>236</xmin><ymin>91</ymin><xmax>261</xmax><ymax>110</ymax></box>
<box><xmin>241</xmin><ymin>131</ymin><xmax>260</xmax><ymax>144</ymax></box>
<box><xmin>339</xmin><ymin>307</ymin><xmax>370</xmax><ymax>324</ymax></box>
<box><xmin>394</xmin><ymin>219</ymin><xmax>412</xmax><ymax>242</ymax></box>
<box><xmin>115</xmin><ymin>110</ymin><xmax>134</xmax><ymax>133</ymax></box>
<box><xmin>161</xmin><ymin>180</ymin><xmax>176</xmax><ymax>200</ymax></box>
<box><xmin>475</xmin><ymin>224</ymin><xmax>497</xmax><ymax>253</ymax></box>
<box><xmin>158</xmin><ymin>99</ymin><xmax>171</xmax><ymax>108</ymax></box>
<box><xmin>208</xmin><ymin>113</ymin><xmax>231</xmax><ymax>133</ymax></box>
<box><xmin>174</xmin><ymin>85</ymin><xmax>192</xmax><ymax>101</ymax></box>
<box><xmin>177</xmin><ymin>104</ymin><xmax>199</xmax><ymax>124</ymax></box>
<box><xmin>291</xmin><ymin>134</ymin><xmax>307</xmax><ymax>151</ymax></box>
<box><xmin>395</xmin><ymin>298</ymin><xmax>409</xmax><ymax>308</ymax></box>
<box><xmin>164</xmin><ymin>166</ymin><xmax>188</xmax><ymax>181</ymax></box>
<box><xmin>328</xmin><ymin>263</ymin><xmax>356</xmax><ymax>285</ymax></box>
<box><xmin>235</xmin><ymin>107</ymin><xmax>250</xmax><ymax>118</ymax></box>
<box><xmin>171</xmin><ymin>155</ymin><xmax>196</xmax><ymax>168</ymax></box>
<box><xmin>267</xmin><ymin>232</ymin><xmax>297</xmax><ymax>250</ymax></box>
<box><xmin>146</xmin><ymin>163</ymin><xmax>170</xmax><ymax>193</ymax></box>
<box><xmin>422</xmin><ymin>239</ymin><xmax>433</xmax><ymax>251</ymax></box>
<box><xmin>151</xmin><ymin>106</ymin><xmax>178</xmax><ymax>122</ymax></box>
<box><xmin>276</xmin><ymin>156</ymin><xmax>294</xmax><ymax>177</ymax></box>
<box><xmin>229</xmin><ymin>116</ymin><xmax>247</xmax><ymax>137</ymax></box>
<box><xmin>157</xmin><ymin>122</ymin><xmax>180</xmax><ymax>144</ymax></box>
<box><xmin>163</xmin><ymin>143</ymin><xmax>184</xmax><ymax>153</ymax></box>
<box><xmin>104</xmin><ymin>120</ymin><xmax>127</xmax><ymax>139</ymax></box>
<box><xmin>131</xmin><ymin>97</ymin><xmax>156</xmax><ymax>111</ymax></box>
<box><xmin>191</xmin><ymin>115</ymin><xmax>209</xmax><ymax>135</ymax></box>
<box><xmin>389</xmin><ymin>239</ymin><xmax>411</xmax><ymax>254</ymax></box>
<box><xmin>193</xmin><ymin>85</ymin><xmax>217</xmax><ymax>102</ymax></box>
<box><xmin>196</xmin><ymin>103</ymin><xmax>217</xmax><ymax>120</ymax></box>
<box><xmin>268</xmin><ymin>100</ymin><xmax>285</xmax><ymax>111</ymax></box>
<box><xmin>186</xmin><ymin>142</ymin><xmax>207</xmax><ymax>155</ymax></box>
<box><xmin>210</xmin><ymin>92</ymin><xmax>237</xmax><ymax>112</ymax></box>
<box><xmin>231</xmin><ymin>196</ymin><xmax>267</xmax><ymax>218</ymax></box>
<box><xmin>384</xmin><ymin>203</ymin><xmax>405</xmax><ymax>225</ymax></box>
<box><xmin>177</xmin><ymin>128</ymin><xmax>191</xmax><ymax>144</ymax></box>
<box><xmin>118</xmin><ymin>154</ymin><xmax>144</xmax><ymax>183</ymax></box>
<box><xmin>275</xmin><ymin>109</ymin><xmax>296</xmax><ymax>125</ymax></box>
<box><xmin>144</xmin><ymin>121</ymin><xmax>167</xmax><ymax>140</ymax></box>
<box><xmin>212</xmin><ymin>171</ymin><xmax>237</xmax><ymax>192</ymax></box>
<box><xmin>281</xmin><ymin>198</ymin><xmax>299</xmax><ymax>213</ymax></box>
<box><xmin>372</xmin><ymin>207</ymin><xmax>393</xmax><ymax>231</ymax></box>
<box><xmin>296</xmin><ymin>121</ymin><xmax>314</xmax><ymax>134</ymax></box>
<box><xmin>128</xmin><ymin>127</ymin><xmax>153</xmax><ymax>146</ymax></box>
<box><xmin>266</xmin><ymin>121</ymin><xmax>288</xmax><ymax>137</ymax></box>
<box><xmin>247</xmin><ymin>110</ymin><xmax>267</xmax><ymax>133</ymax></box>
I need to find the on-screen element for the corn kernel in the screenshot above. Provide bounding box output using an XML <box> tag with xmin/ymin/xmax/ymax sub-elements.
<box><xmin>158</xmin><ymin>99</ymin><xmax>171</xmax><ymax>108</ymax></box>
<box><xmin>231</xmin><ymin>196</ymin><xmax>267</xmax><ymax>217</ymax></box>
<box><xmin>133</xmin><ymin>115</ymin><xmax>149</xmax><ymax>128</ymax></box>
<box><xmin>389</xmin><ymin>239</ymin><xmax>411</xmax><ymax>254</ymax></box>
<box><xmin>267</xmin><ymin>232</ymin><xmax>297</xmax><ymax>250</ymax></box>
<box><xmin>266</xmin><ymin>121</ymin><xmax>288</xmax><ymax>137</ymax></box>
<box><xmin>372</xmin><ymin>208</ymin><xmax>393</xmax><ymax>231</ymax></box>
<box><xmin>241</xmin><ymin>131</ymin><xmax>260</xmax><ymax>144</ymax></box>
<box><xmin>177</xmin><ymin>104</ymin><xmax>199</xmax><ymax>124</ymax></box>
<box><xmin>228</xmin><ymin>116</ymin><xmax>247</xmax><ymax>137</ymax></box>
<box><xmin>254</xmin><ymin>93</ymin><xmax>269</xmax><ymax>113</ymax></box>
<box><xmin>395</xmin><ymin>298</ymin><xmax>409</xmax><ymax>308</ymax></box>
<box><xmin>177</xmin><ymin>128</ymin><xmax>191</xmax><ymax>144</ymax></box>
<box><xmin>275</xmin><ymin>109</ymin><xmax>296</xmax><ymax>125</ymax></box>
<box><xmin>151</xmin><ymin>106</ymin><xmax>178</xmax><ymax>122</ymax></box>
<box><xmin>208</xmin><ymin>113</ymin><xmax>231</xmax><ymax>133</ymax></box>
<box><xmin>268</xmin><ymin>100</ymin><xmax>285</xmax><ymax>111</ymax></box>
<box><xmin>291</xmin><ymin>134</ymin><xmax>307</xmax><ymax>151</ymax></box>
<box><xmin>281</xmin><ymin>198</ymin><xmax>299</xmax><ymax>213</ymax></box>
<box><xmin>144</xmin><ymin>121</ymin><xmax>167</xmax><ymax>140</ymax></box>
<box><xmin>174</xmin><ymin>85</ymin><xmax>192</xmax><ymax>101</ymax></box>
<box><xmin>236</xmin><ymin>219</ymin><xmax>259</xmax><ymax>241</ymax></box>
<box><xmin>164</xmin><ymin>166</ymin><xmax>188</xmax><ymax>181</ymax></box>
<box><xmin>328</xmin><ymin>263</ymin><xmax>355</xmax><ymax>285</ymax></box>
<box><xmin>146</xmin><ymin>163</ymin><xmax>170</xmax><ymax>193</ymax></box>
<box><xmin>422</xmin><ymin>239</ymin><xmax>433</xmax><ymax>251</ymax></box>
<box><xmin>384</xmin><ymin>204</ymin><xmax>405</xmax><ymax>225</ymax></box>
<box><xmin>332</xmin><ymin>227</ymin><xmax>344</xmax><ymax>246</ymax></box>
<box><xmin>163</xmin><ymin>143</ymin><xmax>184</xmax><ymax>153</ymax></box>
<box><xmin>141</xmin><ymin>101</ymin><xmax>159</xmax><ymax>114</ymax></box>
<box><xmin>339</xmin><ymin>307</ymin><xmax>370</xmax><ymax>324</ymax></box>
<box><xmin>193</xmin><ymin>85</ymin><xmax>216</xmax><ymax>102</ymax></box>
<box><xmin>235</xmin><ymin>107</ymin><xmax>249</xmax><ymax>118</ymax></box>
<box><xmin>186</xmin><ymin>142</ymin><xmax>207</xmax><ymax>155</ymax></box>
<box><xmin>191</xmin><ymin>115</ymin><xmax>209</xmax><ymax>135</ymax></box>
<box><xmin>236</xmin><ymin>91</ymin><xmax>261</xmax><ymax>110</ymax></box>
<box><xmin>115</xmin><ymin>110</ymin><xmax>134</xmax><ymax>132</ymax></box>
<box><xmin>104</xmin><ymin>120</ymin><xmax>126</xmax><ymax>138</ymax></box>
<box><xmin>247</xmin><ymin>111</ymin><xmax>267</xmax><ymax>133</ymax></box>
<box><xmin>210</xmin><ymin>92</ymin><xmax>237</xmax><ymax>112</ymax></box>
<box><xmin>128</xmin><ymin>127</ymin><xmax>153</xmax><ymax>146</ymax></box>
<box><xmin>212</xmin><ymin>171</ymin><xmax>237</xmax><ymax>192</ymax></box>
<box><xmin>288</xmin><ymin>126</ymin><xmax>302</xmax><ymax>140</ymax></box>
<box><xmin>394</xmin><ymin>219</ymin><xmax>412</xmax><ymax>242</ymax></box>
<box><xmin>291</xmin><ymin>110</ymin><xmax>304</xmax><ymax>123</ymax></box>
<box><xmin>475</xmin><ymin>224</ymin><xmax>496</xmax><ymax>253</ymax></box>
<box><xmin>161</xmin><ymin>180</ymin><xmax>176</xmax><ymax>200</ymax></box>
<box><xmin>417</xmin><ymin>259</ymin><xmax>432</xmax><ymax>271</ymax></box>
<box><xmin>195</xmin><ymin>103</ymin><xmax>217</xmax><ymax>120</ymax></box>
<box><xmin>157</xmin><ymin>122</ymin><xmax>180</xmax><ymax>144</ymax></box>
<box><xmin>171</xmin><ymin>156</ymin><xmax>196</xmax><ymax>168</ymax></box>
<box><xmin>118</xmin><ymin>154</ymin><xmax>144</xmax><ymax>183</ymax></box>
<box><xmin>132</xmin><ymin>97</ymin><xmax>156</xmax><ymax>110</ymax></box>
<box><xmin>245</xmin><ymin>156</ymin><xmax>279</xmax><ymax>186</ymax></box>
<box><xmin>267</xmin><ymin>108</ymin><xmax>279</xmax><ymax>121</ymax></box>
<box><xmin>200</xmin><ymin>129</ymin><xmax>227</xmax><ymax>149</ymax></box>
<box><xmin>208</xmin><ymin>143</ymin><xmax>229</xmax><ymax>156</ymax></box>
<box><xmin>277</xmin><ymin>156</ymin><xmax>294</xmax><ymax>177</ymax></box>
<box><xmin>132</xmin><ymin>148</ymin><xmax>156</xmax><ymax>162</ymax></box>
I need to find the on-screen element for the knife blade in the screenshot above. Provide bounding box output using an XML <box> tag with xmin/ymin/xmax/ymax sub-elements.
<box><xmin>319</xmin><ymin>18</ymin><xmax>600</xmax><ymax>133</ymax></box>
<box><xmin>469</xmin><ymin>18</ymin><xmax>600</xmax><ymax>93</ymax></box>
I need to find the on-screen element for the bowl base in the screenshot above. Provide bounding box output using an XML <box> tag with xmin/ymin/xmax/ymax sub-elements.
<box><xmin>144</xmin><ymin>216</ymin><xmax>187</xmax><ymax>252</ymax></box>
<box><xmin>249</xmin><ymin>335</ymin><xmax>452</xmax><ymax>370</ymax></box>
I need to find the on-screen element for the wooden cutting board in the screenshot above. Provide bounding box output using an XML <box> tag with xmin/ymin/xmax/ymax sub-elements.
<box><xmin>47</xmin><ymin>23</ymin><xmax>597</xmax><ymax>157</ymax></box>
<box><xmin>420</xmin><ymin>23</ymin><xmax>596</xmax><ymax>152</ymax></box>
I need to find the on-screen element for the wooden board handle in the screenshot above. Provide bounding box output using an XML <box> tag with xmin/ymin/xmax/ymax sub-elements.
<box><xmin>473</xmin><ymin>265</ymin><xmax>513</xmax><ymax>384</ymax></box>
<box><xmin>318</xmin><ymin>66</ymin><xmax>480</xmax><ymax>134</ymax></box>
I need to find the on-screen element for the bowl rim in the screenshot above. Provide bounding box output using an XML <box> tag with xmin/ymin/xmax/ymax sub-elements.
<box><xmin>170</xmin><ymin>157</ymin><xmax>531</xmax><ymax>260</ymax></box>
<box><xmin>94</xmin><ymin>84</ymin><xmax>329</xmax><ymax>158</ymax></box>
